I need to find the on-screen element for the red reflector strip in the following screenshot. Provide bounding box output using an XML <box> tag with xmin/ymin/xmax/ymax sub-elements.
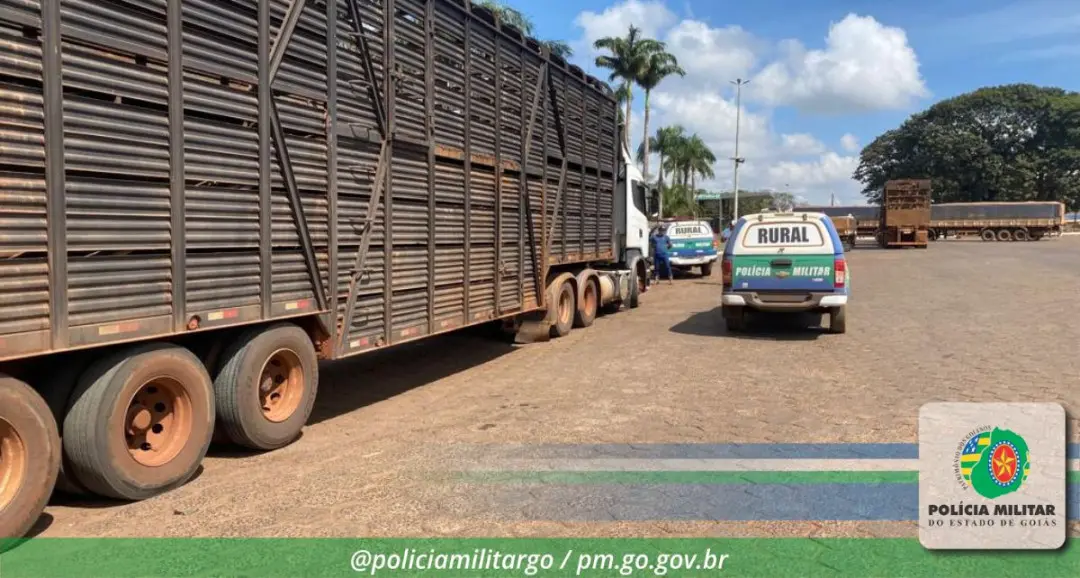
<box><xmin>208</xmin><ymin>308</ymin><xmax>239</xmax><ymax>321</ymax></box>
<box><xmin>98</xmin><ymin>321</ymin><xmax>140</xmax><ymax>336</ymax></box>
<box><xmin>285</xmin><ymin>299</ymin><xmax>311</xmax><ymax>311</ymax></box>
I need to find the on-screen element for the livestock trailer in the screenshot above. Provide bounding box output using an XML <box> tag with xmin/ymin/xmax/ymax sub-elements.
<box><xmin>0</xmin><ymin>0</ymin><xmax>653</xmax><ymax>539</ymax></box>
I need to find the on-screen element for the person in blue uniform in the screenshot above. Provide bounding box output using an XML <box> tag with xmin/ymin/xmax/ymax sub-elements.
<box><xmin>721</xmin><ymin>220</ymin><xmax>735</xmax><ymax>243</ymax></box>
<box><xmin>650</xmin><ymin>226</ymin><xmax>674</xmax><ymax>284</ymax></box>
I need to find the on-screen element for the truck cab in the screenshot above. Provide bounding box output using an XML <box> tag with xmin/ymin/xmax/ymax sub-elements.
<box><xmin>614</xmin><ymin>148</ymin><xmax>654</xmax><ymax>289</ymax></box>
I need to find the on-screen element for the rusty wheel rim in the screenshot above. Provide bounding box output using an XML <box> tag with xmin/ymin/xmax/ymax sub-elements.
<box><xmin>259</xmin><ymin>349</ymin><xmax>305</xmax><ymax>424</ymax></box>
<box><xmin>558</xmin><ymin>289</ymin><xmax>573</xmax><ymax>327</ymax></box>
<box><xmin>584</xmin><ymin>282</ymin><xmax>598</xmax><ymax>316</ymax></box>
<box><xmin>0</xmin><ymin>418</ymin><xmax>27</xmax><ymax>510</ymax></box>
<box><xmin>125</xmin><ymin>378</ymin><xmax>193</xmax><ymax>468</ymax></box>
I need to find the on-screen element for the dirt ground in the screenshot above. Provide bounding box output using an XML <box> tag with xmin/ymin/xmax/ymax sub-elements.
<box><xmin>33</xmin><ymin>237</ymin><xmax>1080</xmax><ymax>538</ymax></box>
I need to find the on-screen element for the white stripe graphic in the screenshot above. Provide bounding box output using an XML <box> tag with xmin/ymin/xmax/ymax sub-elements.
<box><xmin>465</xmin><ymin>458</ymin><xmax>1080</xmax><ymax>473</ymax></box>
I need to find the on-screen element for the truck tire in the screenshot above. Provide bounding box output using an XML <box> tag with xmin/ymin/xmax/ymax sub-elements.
<box><xmin>700</xmin><ymin>263</ymin><xmax>713</xmax><ymax>277</ymax></box>
<box><xmin>0</xmin><ymin>375</ymin><xmax>60</xmax><ymax>544</ymax></box>
<box><xmin>39</xmin><ymin>357</ymin><xmax>93</xmax><ymax>497</ymax></box>
<box><xmin>62</xmin><ymin>343</ymin><xmax>214</xmax><ymax>501</ymax></box>
<box><xmin>549</xmin><ymin>281</ymin><xmax>576</xmax><ymax>338</ymax></box>
<box><xmin>214</xmin><ymin>324</ymin><xmax>319</xmax><ymax>451</ymax></box>
<box><xmin>829</xmin><ymin>306</ymin><xmax>848</xmax><ymax>334</ymax></box>
<box><xmin>628</xmin><ymin>263</ymin><xmax>643</xmax><ymax>309</ymax></box>
<box><xmin>1013</xmin><ymin>228</ymin><xmax>1029</xmax><ymax>241</ymax></box>
<box><xmin>723</xmin><ymin>306</ymin><xmax>746</xmax><ymax>332</ymax></box>
<box><xmin>573</xmin><ymin>278</ymin><xmax>598</xmax><ymax>328</ymax></box>
<box><xmin>980</xmin><ymin>229</ymin><xmax>995</xmax><ymax>241</ymax></box>
<box><xmin>996</xmin><ymin>229</ymin><xmax>1012</xmax><ymax>242</ymax></box>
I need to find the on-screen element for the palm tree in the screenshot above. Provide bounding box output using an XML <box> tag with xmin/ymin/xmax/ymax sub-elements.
<box><xmin>614</xmin><ymin>82</ymin><xmax>631</xmax><ymax>127</ymax></box>
<box><xmin>593</xmin><ymin>26</ymin><xmax>662</xmax><ymax>150</ymax></box>
<box><xmin>663</xmin><ymin>132</ymin><xmax>716</xmax><ymax>207</ymax></box>
<box><xmin>636</xmin><ymin>52</ymin><xmax>684</xmax><ymax>180</ymax></box>
<box><xmin>637</xmin><ymin>125</ymin><xmax>684</xmax><ymax>186</ymax></box>
<box><xmin>475</xmin><ymin>1</ymin><xmax>574</xmax><ymax>58</ymax></box>
<box><xmin>684</xmin><ymin>134</ymin><xmax>716</xmax><ymax>192</ymax></box>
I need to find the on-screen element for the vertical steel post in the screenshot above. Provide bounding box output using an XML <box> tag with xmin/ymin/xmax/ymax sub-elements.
<box><xmin>425</xmin><ymin>0</ymin><xmax>437</xmax><ymax>331</ymax></box>
<box><xmin>258</xmin><ymin>0</ymin><xmax>272</xmax><ymax>320</ymax></box>
<box><xmin>493</xmin><ymin>27</ymin><xmax>503</xmax><ymax>315</ymax></box>
<box><xmin>462</xmin><ymin>2</ymin><xmax>473</xmax><ymax>321</ymax></box>
<box><xmin>167</xmin><ymin>0</ymin><xmax>186</xmax><ymax>332</ymax></box>
<box><xmin>382</xmin><ymin>0</ymin><xmax>396</xmax><ymax>344</ymax></box>
<box><xmin>41</xmin><ymin>0</ymin><xmax>67</xmax><ymax>349</ymax></box>
<box><xmin>326</xmin><ymin>0</ymin><xmax>340</xmax><ymax>339</ymax></box>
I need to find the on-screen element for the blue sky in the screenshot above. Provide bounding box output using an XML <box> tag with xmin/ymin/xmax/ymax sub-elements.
<box><xmin>500</xmin><ymin>0</ymin><xmax>1080</xmax><ymax>204</ymax></box>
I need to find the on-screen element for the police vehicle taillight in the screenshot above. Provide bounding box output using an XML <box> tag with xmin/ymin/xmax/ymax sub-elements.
<box><xmin>721</xmin><ymin>258</ymin><xmax>732</xmax><ymax>286</ymax></box>
<box><xmin>834</xmin><ymin>258</ymin><xmax>846</xmax><ymax>288</ymax></box>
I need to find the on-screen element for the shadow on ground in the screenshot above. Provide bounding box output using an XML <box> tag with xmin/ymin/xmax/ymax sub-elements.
<box><xmin>670</xmin><ymin>307</ymin><xmax>825</xmax><ymax>341</ymax></box>
<box><xmin>308</xmin><ymin>324</ymin><xmax>519</xmax><ymax>425</ymax></box>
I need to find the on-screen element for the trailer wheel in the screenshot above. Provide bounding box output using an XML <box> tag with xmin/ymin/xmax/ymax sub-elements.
<box><xmin>573</xmin><ymin>278</ymin><xmax>598</xmax><ymax>328</ymax></box>
<box><xmin>927</xmin><ymin>229</ymin><xmax>938</xmax><ymax>241</ymax></box>
<box><xmin>549</xmin><ymin>281</ymin><xmax>576</xmax><ymax>338</ymax></box>
<box><xmin>0</xmin><ymin>375</ymin><xmax>60</xmax><ymax>544</ymax></box>
<box><xmin>214</xmin><ymin>324</ymin><xmax>319</xmax><ymax>451</ymax></box>
<box><xmin>980</xmin><ymin>229</ymin><xmax>996</xmax><ymax>241</ymax></box>
<box><xmin>996</xmin><ymin>229</ymin><xmax>1012</xmax><ymax>242</ymax></box>
<box><xmin>62</xmin><ymin>344</ymin><xmax>214</xmax><ymax>501</ymax></box>
<box><xmin>39</xmin><ymin>356</ymin><xmax>93</xmax><ymax>496</ymax></box>
<box><xmin>1013</xmin><ymin>228</ymin><xmax>1029</xmax><ymax>241</ymax></box>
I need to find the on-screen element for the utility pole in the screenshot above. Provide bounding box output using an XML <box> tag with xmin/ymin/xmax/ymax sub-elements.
<box><xmin>730</xmin><ymin>78</ymin><xmax>749</xmax><ymax>221</ymax></box>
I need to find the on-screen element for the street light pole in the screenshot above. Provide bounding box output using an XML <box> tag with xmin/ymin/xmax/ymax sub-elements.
<box><xmin>731</xmin><ymin>78</ymin><xmax>749</xmax><ymax>221</ymax></box>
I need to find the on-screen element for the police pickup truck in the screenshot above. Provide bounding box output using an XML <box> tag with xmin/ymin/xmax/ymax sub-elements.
<box><xmin>720</xmin><ymin>211</ymin><xmax>849</xmax><ymax>333</ymax></box>
<box><xmin>663</xmin><ymin>220</ymin><xmax>719</xmax><ymax>276</ymax></box>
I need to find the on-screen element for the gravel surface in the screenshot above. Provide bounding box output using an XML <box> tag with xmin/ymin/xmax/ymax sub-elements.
<box><xmin>34</xmin><ymin>237</ymin><xmax>1080</xmax><ymax>538</ymax></box>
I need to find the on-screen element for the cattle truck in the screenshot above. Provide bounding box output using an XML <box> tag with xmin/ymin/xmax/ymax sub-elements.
<box><xmin>928</xmin><ymin>201</ymin><xmax>1065</xmax><ymax>241</ymax></box>
<box><xmin>0</xmin><ymin>0</ymin><xmax>653</xmax><ymax>539</ymax></box>
<box><xmin>797</xmin><ymin>206</ymin><xmax>880</xmax><ymax>237</ymax></box>
<box><xmin>878</xmin><ymin>179</ymin><xmax>931</xmax><ymax>248</ymax></box>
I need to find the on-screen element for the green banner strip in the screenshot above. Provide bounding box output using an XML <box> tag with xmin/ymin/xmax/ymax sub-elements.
<box><xmin>455</xmin><ymin>471</ymin><xmax>920</xmax><ymax>484</ymax></box>
<box><xmin>2</xmin><ymin>538</ymin><xmax>1078</xmax><ymax>577</ymax></box>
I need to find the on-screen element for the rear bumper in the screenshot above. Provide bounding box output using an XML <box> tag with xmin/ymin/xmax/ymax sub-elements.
<box><xmin>670</xmin><ymin>255</ymin><xmax>717</xmax><ymax>266</ymax></box>
<box><xmin>722</xmin><ymin>292</ymin><xmax>847</xmax><ymax>311</ymax></box>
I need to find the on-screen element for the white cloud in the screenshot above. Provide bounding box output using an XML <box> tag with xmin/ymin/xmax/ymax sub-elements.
<box><xmin>749</xmin><ymin>14</ymin><xmax>928</xmax><ymax>113</ymax></box>
<box><xmin>781</xmin><ymin>133</ymin><xmax>827</xmax><ymax>156</ymax></box>
<box><xmin>839</xmin><ymin>133</ymin><xmax>860</xmax><ymax>153</ymax></box>
<box><xmin>664</xmin><ymin>21</ymin><xmax>760</xmax><ymax>89</ymax></box>
<box><xmin>569</xmin><ymin>3</ymin><xmax>926</xmax><ymax>202</ymax></box>
<box><xmin>572</xmin><ymin>0</ymin><xmax>677</xmax><ymax>56</ymax></box>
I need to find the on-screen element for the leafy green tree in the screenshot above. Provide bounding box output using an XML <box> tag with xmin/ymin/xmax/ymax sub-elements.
<box><xmin>475</xmin><ymin>1</ymin><xmax>573</xmax><ymax>58</ymax></box>
<box><xmin>636</xmin><ymin>51</ymin><xmax>684</xmax><ymax>180</ymax></box>
<box><xmin>594</xmin><ymin>26</ymin><xmax>663</xmax><ymax>149</ymax></box>
<box><xmin>854</xmin><ymin>84</ymin><xmax>1080</xmax><ymax>211</ymax></box>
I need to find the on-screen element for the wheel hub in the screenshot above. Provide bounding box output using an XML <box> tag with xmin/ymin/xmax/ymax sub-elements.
<box><xmin>125</xmin><ymin>379</ymin><xmax>192</xmax><ymax>467</ymax></box>
<box><xmin>259</xmin><ymin>349</ymin><xmax>304</xmax><ymax>424</ymax></box>
<box><xmin>0</xmin><ymin>417</ymin><xmax>28</xmax><ymax>509</ymax></box>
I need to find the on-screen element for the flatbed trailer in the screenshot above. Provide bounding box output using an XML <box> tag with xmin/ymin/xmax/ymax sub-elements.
<box><xmin>928</xmin><ymin>202</ymin><xmax>1065</xmax><ymax>241</ymax></box>
<box><xmin>0</xmin><ymin>0</ymin><xmax>653</xmax><ymax>539</ymax></box>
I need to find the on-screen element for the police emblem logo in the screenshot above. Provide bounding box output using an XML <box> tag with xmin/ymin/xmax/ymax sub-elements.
<box><xmin>956</xmin><ymin>427</ymin><xmax>1029</xmax><ymax>499</ymax></box>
